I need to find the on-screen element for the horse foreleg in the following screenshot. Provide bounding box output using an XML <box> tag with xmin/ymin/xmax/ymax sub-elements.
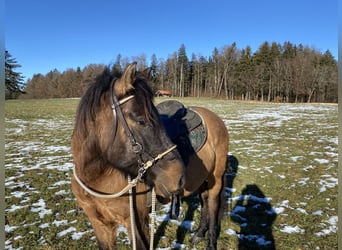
<box><xmin>82</xmin><ymin>206</ymin><xmax>117</xmax><ymax>250</ymax></box>
<box><xmin>126</xmin><ymin>213</ymin><xmax>149</xmax><ymax>250</ymax></box>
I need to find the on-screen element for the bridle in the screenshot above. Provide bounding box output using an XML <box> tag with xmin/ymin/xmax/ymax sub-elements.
<box><xmin>73</xmin><ymin>78</ymin><xmax>177</xmax><ymax>250</ymax></box>
<box><xmin>108</xmin><ymin>78</ymin><xmax>177</xmax><ymax>182</ymax></box>
<box><xmin>73</xmin><ymin>77</ymin><xmax>177</xmax><ymax>196</ymax></box>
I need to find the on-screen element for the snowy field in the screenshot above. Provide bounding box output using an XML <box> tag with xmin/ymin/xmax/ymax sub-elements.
<box><xmin>5</xmin><ymin>98</ymin><xmax>338</xmax><ymax>249</ymax></box>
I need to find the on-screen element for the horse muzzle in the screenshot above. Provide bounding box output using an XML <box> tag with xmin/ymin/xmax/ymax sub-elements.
<box><xmin>151</xmin><ymin>160</ymin><xmax>185</xmax><ymax>202</ymax></box>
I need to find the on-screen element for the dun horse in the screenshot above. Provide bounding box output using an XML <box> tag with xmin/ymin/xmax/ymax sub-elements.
<box><xmin>71</xmin><ymin>63</ymin><xmax>185</xmax><ymax>250</ymax></box>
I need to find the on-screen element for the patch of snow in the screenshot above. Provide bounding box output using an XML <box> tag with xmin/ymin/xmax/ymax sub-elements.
<box><xmin>57</xmin><ymin>226</ymin><xmax>76</xmax><ymax>237</ymax></box>
<box><xmin>303</xmin><ymin>165</ymin><xmax>316</xmax><ymax>171</ymax></box>
<box><xmin>232</xmin><ymin>205</ymin><xmax>246</xmax><ymax>213</ymax></box>
<box><xmin>319</xmin><ymin>177</ymin><xmax>338</xmax><ymax>192</ymax></box>
<box><xmin>274</xmin><ymin>207</ymin><xmax>285</xmax><ymax>214</ymax></box>
<box><xmin>30</xmin><ymin>198</ymin><xmax>52</xmax><ymax>218</ymax></box>
<box><xmin>225</xmin><ymin>228</ymin><xmax>237</xmax><ymax>235</ymax></box>
<box><xmin>171</xmin><ymin>240</ymin><xmax>188</xmax><ymax>249</ymax></box>
<box><xmin>44</xmin><ymin>145</ymin><xmax>70</xmax><ymax>153</ymax></box>
<box><xmin>315</xmin><ymin>216</ymin><xmax>338</xmax><ymax>236</ymax></box>
<box><xmin>55</xmin><ymin>189</ymin><xmax>69</xmax><ymax>195</ymax></box>
<box><xmin>71</xmin><ymin>230</ymin><xmax>93</xmax><ymax>240</ymax></box>
<box><xmin>312</xmin><ymin>210</ymin><xmax>323</xmax><ymax>216</ymax></box>
<box><xmin>52</xmin><ymin>180</ymin><xmax>71</xmax><ymax>186</ymax></box>
<box><xmin>298</xmin><ymin>177</ymin><xmax>310</xmax><ymax>186</ymax></box>
<box><xmin>290</xmin><ymin>156</ymin><xmax>302</xmax><ymax>162</ymax></box>
<box><xmin>5</xmin><ymin>224</ymin><xmax>18</xmax><ymax>233</ymax></box>
<box><xmin>295</xmin><ymin>208</ymin><xmax>308</xmax><ymax>214</ymax></box>
<box><xmin>11</xmin><ymin>191</ymin><xmax>27</xmax><ymax>198</ymax></box>
<box><xmin>52</xmin><ymin>219</ymin><xmax>68</xmax><ymax>227</ymax></box>
<box><xmin>39</xmin><ymin>223</ymin><xmax>50</xmax><ymax>229</ymax></box>
<box><xmin>238</xmin><ymin>234</ymin><xmax>273</xmax><ymax>246</ymax></box>
<box><xmin>314</xmin><ymin>158</ymin><xmax>329</xmax><ymax>164</ymax></box>
<box><xmin>280</xmin><ymin>225</ymin><xmax>305</xmax><ymax>234</ymax></box>
<box><xmin>179</xmin><ymin>220</ymin><xmax>194</xmax><ymax>230</ymax></box>
<box><xmin>6</xmin><ymin>204</ymin><xmax>28</xmax><ymax>213</ymax></box>
<box><xmin>256</xmin><ymin>237</ymin><xmax>273</xmax><ymax>246</ymax></box>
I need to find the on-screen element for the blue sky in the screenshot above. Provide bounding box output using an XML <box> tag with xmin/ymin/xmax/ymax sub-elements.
<box><xmin>6</xmin><ymin>0</ymin><xmax>337</xmax><ymax>81</ymax></box>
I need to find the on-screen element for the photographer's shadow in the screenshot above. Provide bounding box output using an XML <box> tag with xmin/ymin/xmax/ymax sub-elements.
<box><xmin>230</xmin><ymin>184</ymin><xmax>277</xmax><ymax>250</ymax></box>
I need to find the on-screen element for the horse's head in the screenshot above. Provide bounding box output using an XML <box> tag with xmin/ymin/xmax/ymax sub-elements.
<box><xmin>97</xmin><ymin>63</ymin><xmax>185</xmax><ymax>200</ymax></box>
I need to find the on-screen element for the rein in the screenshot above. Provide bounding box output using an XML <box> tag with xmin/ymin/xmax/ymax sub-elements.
<box><xmin>73</xmin><ymin>78</ymin><xmax>177</xmax><ymax>250</ymax></box>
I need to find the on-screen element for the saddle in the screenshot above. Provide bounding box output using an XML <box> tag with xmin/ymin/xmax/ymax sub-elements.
<box><xmin>156</xmin><ymin>100</ymin><xmax>207</xmax><ymax>164</ymax></box>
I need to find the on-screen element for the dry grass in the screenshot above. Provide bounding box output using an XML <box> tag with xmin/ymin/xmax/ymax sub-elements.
<box><xmin>5</xmin><ymin>98</ymin><xmax>337</xmax><ymax>249</ymax></box>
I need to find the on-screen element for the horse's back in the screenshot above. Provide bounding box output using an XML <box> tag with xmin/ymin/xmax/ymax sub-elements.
<box><xmin>193</xmin><ymin>106</ymin><xmax>228</xmax><ymax>147</ymax></box>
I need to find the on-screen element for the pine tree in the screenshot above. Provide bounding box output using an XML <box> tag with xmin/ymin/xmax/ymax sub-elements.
<box><xmin>5</xmin><ymin>50</ymin><xmax>25</xmax><ymax>99</ymax></box>
<box><xmin>112</xmin><ymin>54</ymin><xmax>122</xmax><ymax>75</ymax></box>
<box><xmin>177</xmin><ymin>44</ymin><xmax>189</xmax><ymax>97</ymax></box>
<box><xmin>148</xmin><ymin>54</ymin><xmax>159</xmax><ymax>91</ymax></box>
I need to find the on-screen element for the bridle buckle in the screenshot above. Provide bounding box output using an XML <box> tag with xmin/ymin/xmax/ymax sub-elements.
<box><xmin>132</xmin><ymin>142</ymin><xmax>143</xmax><ymax>153</ymax></box>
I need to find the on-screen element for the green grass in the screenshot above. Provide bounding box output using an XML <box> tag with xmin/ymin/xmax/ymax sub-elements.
<box><xmin>5</xmin><ymin>98</ymin><xmax>338</xmax><ymax>249</ymax></box>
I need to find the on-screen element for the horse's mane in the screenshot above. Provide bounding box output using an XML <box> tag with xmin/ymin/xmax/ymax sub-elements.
<box><xmin>74</xmin><ymin>68</ymin><xmax>116</xmax><ymax>137</ymax></box>
<box><xmin>74</xmin><ymin>67</ymin><xmax>156</xmax><ymax>138</ymax></box>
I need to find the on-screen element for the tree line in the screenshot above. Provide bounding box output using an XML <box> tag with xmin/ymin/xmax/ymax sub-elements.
<box><xmin>5</xmin><ymin>50</ymin><xmax>25</xmax><ymax>99</ymax></box>
<box><xmin>20</xmin><ymin>41</ymin><xmax>337</xmax><ymax>102</ymax></box>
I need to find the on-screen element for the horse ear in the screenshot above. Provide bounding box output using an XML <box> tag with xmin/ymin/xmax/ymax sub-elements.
<box><xmin>114</xmin><ymin>62</ymin><xmax>137</xmax><ymax>96</ymax></box>
<box><xmin>139</xmin><ymin>67</ymin><xmax>153</xmax><ymax>80</ymax></box>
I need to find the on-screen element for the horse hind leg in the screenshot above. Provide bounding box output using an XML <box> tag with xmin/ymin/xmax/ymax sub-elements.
<box><xmin>193</xmin><ymin>188</ymin><xmax>221</xmax><ymax>250</ymax></box>
<box><xmin>205</xmin><ymin>160</ymin><xmax>227</xmax><ymax>249</ymax></box>
<box><xmin>192</xmin><ymin>182</ymin><xmax>209</xmax><ymax>244</ymax></box>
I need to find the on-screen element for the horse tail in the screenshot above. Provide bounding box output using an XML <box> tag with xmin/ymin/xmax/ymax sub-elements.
<box><xmin>219</xmin><ymin>154</ymin><xmax>239</xmax><ymax>220</ymax></box>
<box><xmin>218</xmin><ymin>155</ymin><xmax>229</xmax><ymax>221</ymax></box>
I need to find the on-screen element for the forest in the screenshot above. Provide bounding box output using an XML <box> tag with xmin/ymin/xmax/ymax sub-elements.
<box><xmin>21</xmin><ymin>41</ymin><xmax>337</xmax><ymax>103</ymax></box>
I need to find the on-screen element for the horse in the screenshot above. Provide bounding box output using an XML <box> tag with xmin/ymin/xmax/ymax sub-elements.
<box><xmin>71</xmin><ymin>63</ymin><xmax>185</xmax><ymax>250</ymax></box>
<box><xmin>157</xmin><ymin>101</ymin><xmax>229</xmax><ymax>250</ymax></box>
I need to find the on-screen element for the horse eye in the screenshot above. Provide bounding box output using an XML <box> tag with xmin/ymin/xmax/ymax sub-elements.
<box><xmin>129</xmin><ymin>112</ymin><xmax>147</xmax><ymax>126</ymax></box>
<box><xmin>133</xmin><ymin>115</ymin><xmax>146</xmax><ymax>126</ymax></box>
<box><xmin>137</xmin><ymin>119</ymin><xmax>146</xmax><ymax>126</ymax></box>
